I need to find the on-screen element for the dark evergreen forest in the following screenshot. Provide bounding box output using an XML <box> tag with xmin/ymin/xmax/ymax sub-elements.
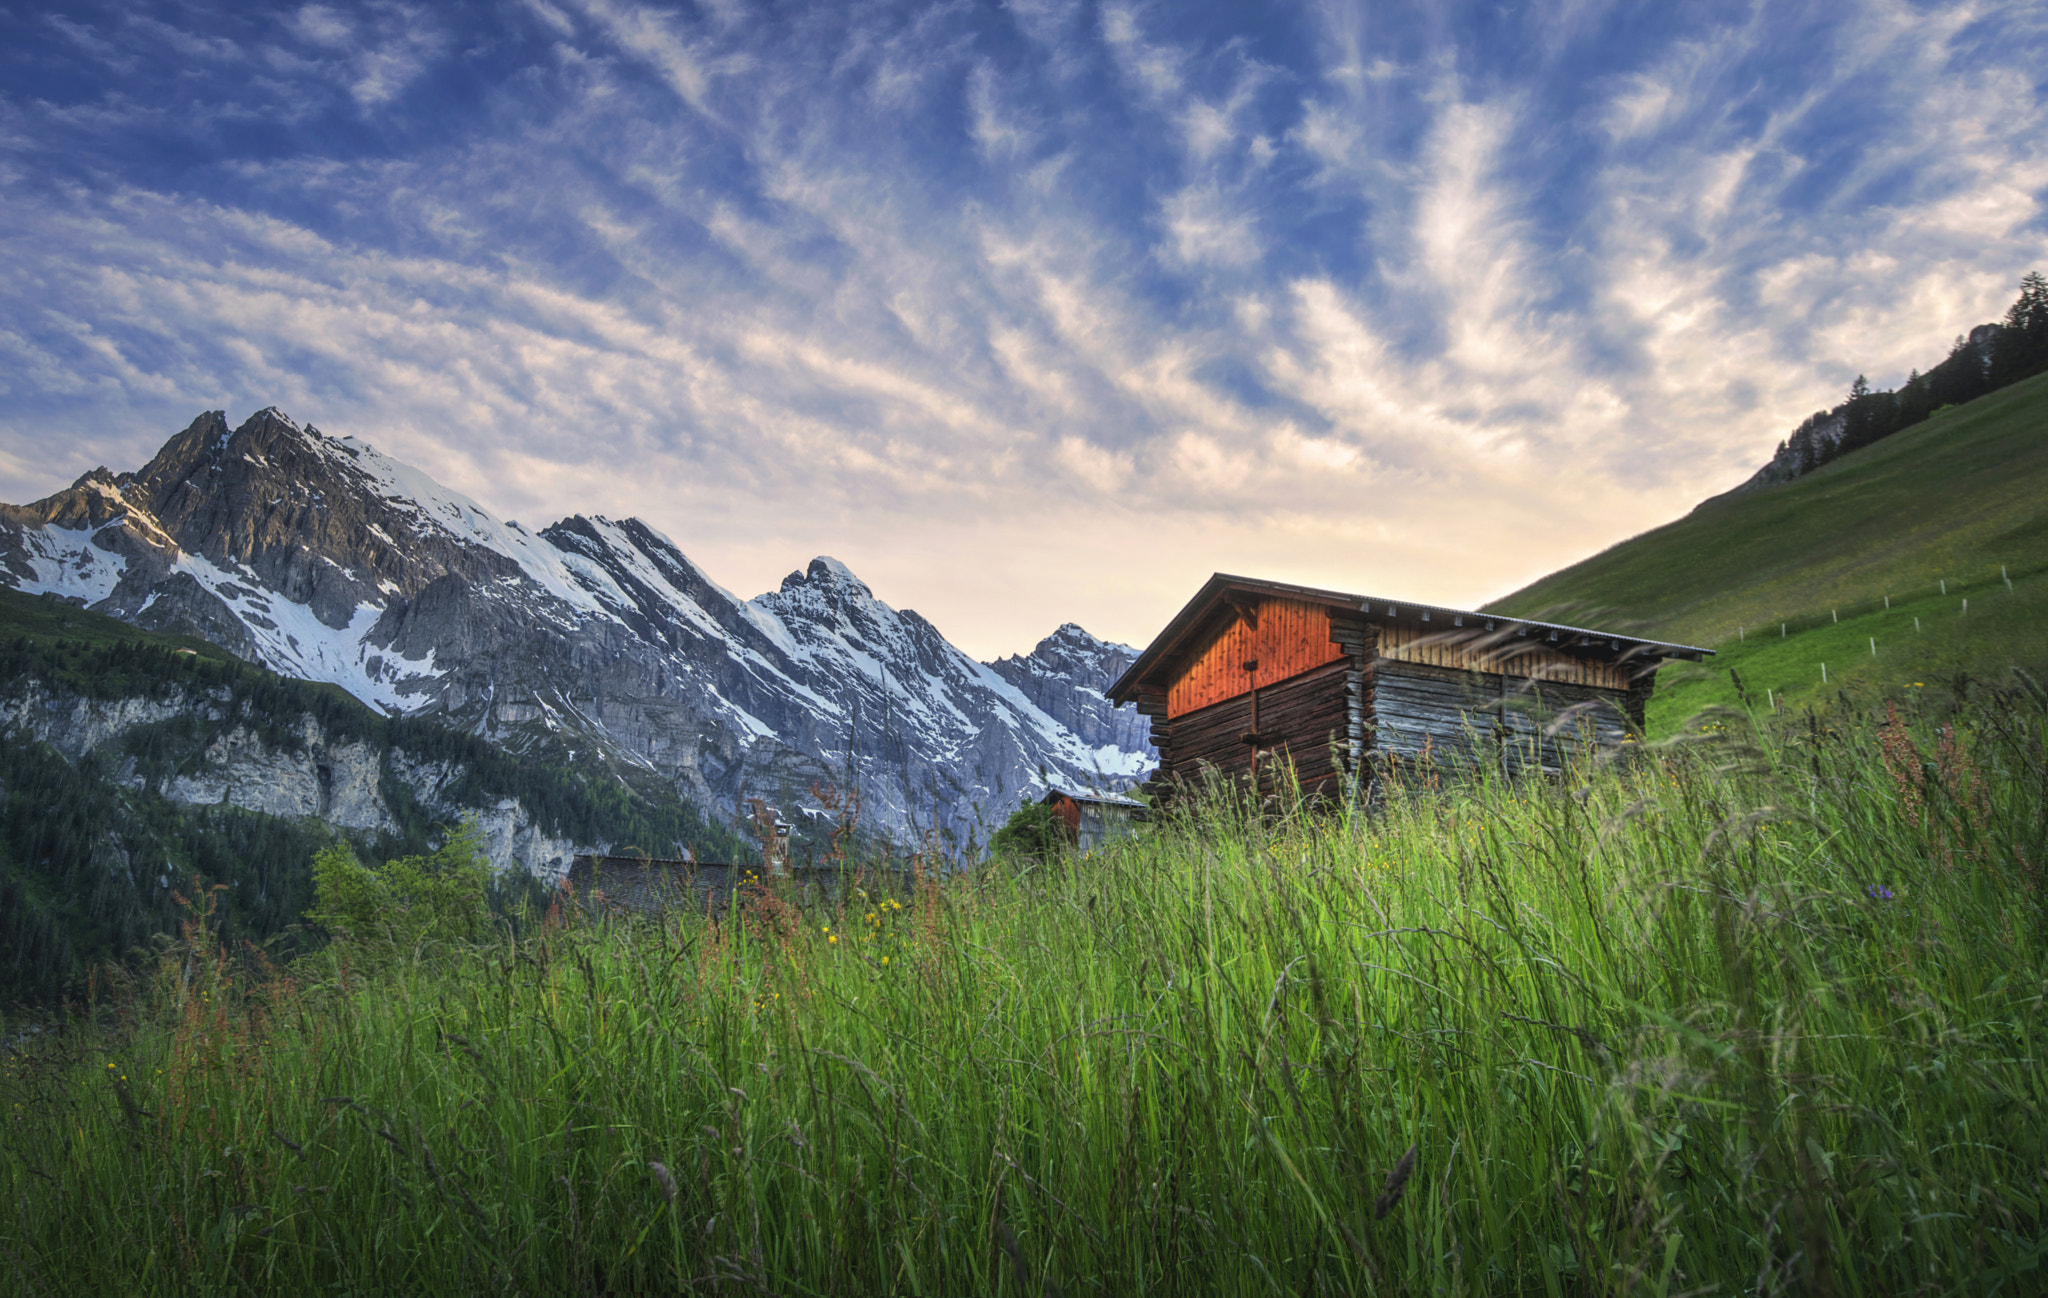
<box><xmin>0</xmin><ymin>590</ymin><xmax>753</xmax><ymax>1002</ymax></box>
<box><xmin>1770</xmin><ymin>271</ymin><xmax>2048</xmax><ymax>478</ymax></box>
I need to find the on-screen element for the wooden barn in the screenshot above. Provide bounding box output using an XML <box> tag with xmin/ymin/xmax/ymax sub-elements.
<box><xmin>1106</xmin><ymin>574</ymin><xmax>1711</xmax><ymax>800</ymax></box>
<box><xmin>1039</xmin><ymin>789</ymin><xmax>1145</xmax><ymax>852</ymax></box>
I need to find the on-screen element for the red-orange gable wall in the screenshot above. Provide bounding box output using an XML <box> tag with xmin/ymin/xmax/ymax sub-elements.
<box><xmin>1165</xmin><ymin>598</ymin><xmax>1344</xmax><ymax>719</ymax></box>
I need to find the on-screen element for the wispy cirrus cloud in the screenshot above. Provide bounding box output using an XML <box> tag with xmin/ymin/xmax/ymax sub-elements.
<box><xmin>1</xmin><ymin>0</ymin><xmax>2044</xmax><ymax>656</ymax></box>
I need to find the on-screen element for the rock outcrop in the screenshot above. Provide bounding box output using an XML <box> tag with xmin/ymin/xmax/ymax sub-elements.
<box><xmin>986</xmin><ymin>623</ymin><xmax>1151</xmax><ymax>761</ymax></box>
<box><xmin>1</xmin><ymin>679</ymin><xmax>583</xmax><ymax>878</ymax></box>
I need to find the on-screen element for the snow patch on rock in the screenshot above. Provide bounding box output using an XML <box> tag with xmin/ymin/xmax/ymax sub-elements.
<box><xmin>16</xmin><ymin>521</ymin><xmax>129</xmax><ymax>605</ymax></box>
<box><xmin>167</xmin><ymin>550</ymin><xmax>444</xmax><ymax>712</ymax></box>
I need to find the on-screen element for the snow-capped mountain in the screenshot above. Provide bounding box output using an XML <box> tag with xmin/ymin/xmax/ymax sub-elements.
<box><xmin>0</xmin><ymin>408</ymin><xmax>1154</xmax><ymax>847</ymax></box>
<box><xmin>987</xmin><ymin>623</ymin><xmax>1151</xmax><ymax>755</ymax></box>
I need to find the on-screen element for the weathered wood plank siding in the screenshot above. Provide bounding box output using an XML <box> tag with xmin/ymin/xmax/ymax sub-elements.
<box><xmin>1502</xmin><ymin>678</ymin><xmax>1635</xmax><ymax>774</ymax></box>
<box><xmin>1373</xmin><ymin>661</ymin><xmax>1637</xmax><ymax>775</ymax></box>
<box><xmin>1166</xmin><ymin>598</ymin><xmax>1346</xmax><ymax>718</ymax></box>
<box><xmin>1375</xmin><ymin>624</ymin><xmax>1634</xmax><ymax>691</ymax></box>
<box><xmin>1371</xmin><ymin>662</ymin><xmax>1496</xmax><ymax>764</ymax></box>
<box><xmin>1161</xmin><ymin>659</ymin><xmax>1353</xmax><ymax>791</ymax></box>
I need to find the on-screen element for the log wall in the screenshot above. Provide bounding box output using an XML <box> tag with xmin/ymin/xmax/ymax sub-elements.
<box><xmin>1332</xmin><ymin>614</ymin><xmax>1372</xmax><ymax>777</ymax></box>
<box><xmin>1373</xmin><ymin>661</ymin><xmax>1636</xmax><ymax>775</ymax></box>
<box><xmin>1159</xmin><ymin>659</ymin><xmax>1354</xmax><ymax>793</ymax></box>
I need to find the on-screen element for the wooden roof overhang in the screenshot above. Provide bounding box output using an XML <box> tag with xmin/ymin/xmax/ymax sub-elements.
<box><xmin>1106</xmin><ymin>572</ymin><xmax>1713</xmax><ymax>706</ymax></box>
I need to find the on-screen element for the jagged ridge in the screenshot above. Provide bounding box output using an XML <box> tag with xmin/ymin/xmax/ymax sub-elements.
<box><xmin>0</xmin><ymin>409</ymin><xmax>1156</xmax><ymax>847</ymax></box>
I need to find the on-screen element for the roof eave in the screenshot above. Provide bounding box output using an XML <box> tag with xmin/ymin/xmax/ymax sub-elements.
<box><xmin>1106</xmin><ymin>572</ymin><xmax>1712</xmax><ymax>704</ymax></box>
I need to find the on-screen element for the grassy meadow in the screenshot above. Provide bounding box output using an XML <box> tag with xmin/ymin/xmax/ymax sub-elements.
<box><xmin>1489</xmin><ymin>370</ymin><xmax>2048</xmax><ymax>729</ymax></box>
<box><xmin>6</xmin><ymin>683</ymin><xmax>2046</xmax><ymax>1295</ymax></box>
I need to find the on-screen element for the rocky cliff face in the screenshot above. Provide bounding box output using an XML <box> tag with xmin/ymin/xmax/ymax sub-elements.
<box><xmin>986</xmin><ymin>623</ymin><xmax>1151</xmax><ymax>757</ymax></box>
<box><xmin>1</xmin><ymin>680</ymin><xmax>582</xmax><ymax>877</ymax></box>
<box><xmin>1716</xmin><ymin>412</ymin><xmax>1847</xmax><ymax>500</ymax></box>
<box><xmin>0</xmin><ymin>408</ymin><xmax>1154</xmax><ymax>848</ymax></box>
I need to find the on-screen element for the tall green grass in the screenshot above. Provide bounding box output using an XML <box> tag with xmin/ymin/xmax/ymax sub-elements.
<box><xmin>6</xmin><ymin>686</ymin><xmax>2046</xmax><ymax>1295</ymax></box>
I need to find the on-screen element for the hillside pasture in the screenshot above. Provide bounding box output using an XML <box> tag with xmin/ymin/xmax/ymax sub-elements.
<box><xmin>1491</xmin><ymin>371</ymin><xmax>2048</xmax><ymax>728</ymax></box>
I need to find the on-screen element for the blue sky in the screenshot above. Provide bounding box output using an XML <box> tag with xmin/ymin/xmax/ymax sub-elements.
<box><xmin>3</xmin><ymin>1</ymin><xmax>2045</xmax><ymax>656</ymax></box>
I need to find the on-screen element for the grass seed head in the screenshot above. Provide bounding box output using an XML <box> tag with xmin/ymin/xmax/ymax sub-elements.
<box><xmin>648</xmin><ymin>1160</ymin><xmax>677</xmax><ymax>1205</ymax></box>
<box><xmin>1374</xmin><ymin>1143</ymin><xmax>1419</xmax><ymax>1221</ymax></box>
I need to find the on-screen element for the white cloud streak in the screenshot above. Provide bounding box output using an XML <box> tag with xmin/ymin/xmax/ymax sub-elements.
<box><xmin>1</xmin><ymin>0</ymin><xmax>2044</xmax><ymax>657</ymax></box>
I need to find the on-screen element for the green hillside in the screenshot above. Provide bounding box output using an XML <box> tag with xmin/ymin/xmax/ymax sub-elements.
<box><xmin>1488</xmin><ymin>370</ymin><xmax>2048</xmax><ymax>730</ymax></box>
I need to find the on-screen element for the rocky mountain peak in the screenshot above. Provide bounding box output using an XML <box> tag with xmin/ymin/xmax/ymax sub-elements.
<box><xmin>774</xmin><ymin>556</ymin><xmax>874</xmax><ymax>601</ymax></box>
<box><xmin>13</xmin><ymin>465</ymin><xmax>135</xmax><ymax>534</ymax></box>
<box><xmin>992</xmin><ymin>621</ymin><xmax>1133</xmax><ymax>677</ymax></box>
<box><xmin>1030</xmin><ymin>622</ymin><xmax>1118</xmax><ymax>668</ymax></box>
<box><xmin>986</xmin><ymin>623</ymin><xmax>1153</xmax><ymax>763</ymax></box>
<box><xmin>1</xmin><ymin>408</ymin><xmax>1157</xmax><ymax>845</ymax></box>
<box><xmin>756</xmin><ymin>557</ymin><xmax>905</xmax><ymax>652</ymax></box>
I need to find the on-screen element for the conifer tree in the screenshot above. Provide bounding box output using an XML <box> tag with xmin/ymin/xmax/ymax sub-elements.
<box><xmin>1992</xmin><ymin>270</ymin><xmax>2048</xmax><ymax>382</ymax></box>
<box><xmin>1839</xmin><ymin>374</ymin><xmax>1882</xmax><ymax>452</ymax></box>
